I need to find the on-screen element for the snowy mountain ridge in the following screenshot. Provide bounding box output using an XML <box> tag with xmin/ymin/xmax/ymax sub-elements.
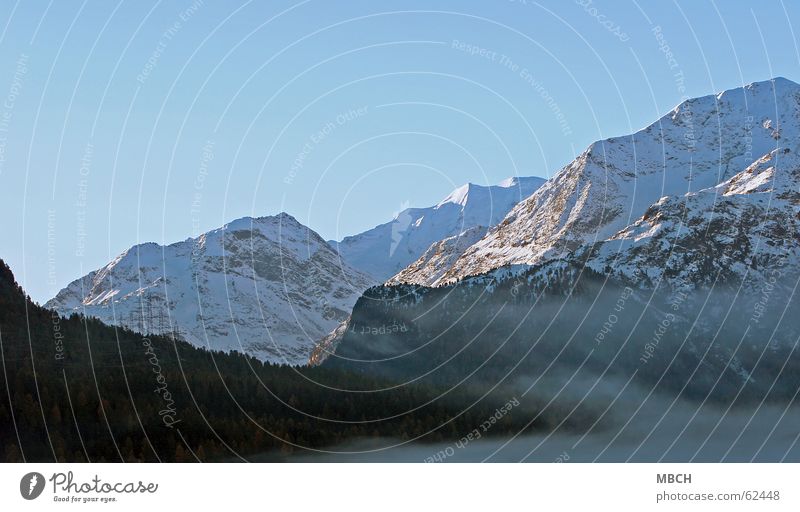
<box><xmin>393</xmin><ymin>77</ymin><xmax>800</xmax><ymax>287</ymax></box>
<box><xmin>331</xmin><ymin>176</ymin><xmax>546</xmax><ymax>281</ymax></box>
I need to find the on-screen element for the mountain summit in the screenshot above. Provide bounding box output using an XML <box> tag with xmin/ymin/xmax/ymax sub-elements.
<box><xmin>46</xmin><ymin>213</ymin><xmax>373</xmax><ymax>364</ymax></box>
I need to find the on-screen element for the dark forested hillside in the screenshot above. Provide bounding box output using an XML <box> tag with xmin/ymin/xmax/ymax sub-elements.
<box><xmin>326</xmin><ymin>261</ymin><xmax>800</xmax><ymax>405</ymax></box>
<box><xmin>0</xmin><ymin>259</ymin><xmax>557</xmax><ymax>462</ymax></box>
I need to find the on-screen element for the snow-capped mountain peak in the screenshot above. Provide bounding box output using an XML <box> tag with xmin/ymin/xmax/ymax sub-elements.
<box><xmin>332</xmin><ymin>176</ymin><xmax>545</xmax><ymax>282</ymax></box>
<box><xmin>435</xmin><ymin>182</ymin><xmax>474</xmax><ymax>208</ymax></box>
<box><xmin>46</xmin><ymin>213</ymin><xmax>373</xmax><ymax>364</ymax></box>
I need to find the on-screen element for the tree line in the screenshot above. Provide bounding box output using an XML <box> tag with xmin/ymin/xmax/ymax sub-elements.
<box><xmin>0</xmin><ymin>259</ymin><xmax>540</xmax><ymax>462</ymax></box>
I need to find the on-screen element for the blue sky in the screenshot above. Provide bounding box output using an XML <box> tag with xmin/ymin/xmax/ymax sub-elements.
<box><xmin>1</xmin><ymin>0</ymin><xmax>798</xmax><ymax>302</ymax></box>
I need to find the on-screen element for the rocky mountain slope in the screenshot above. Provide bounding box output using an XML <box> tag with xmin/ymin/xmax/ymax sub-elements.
<box><xmin>46</xmin><ymin>213</ymin><xmax>373</xmax><ymax>365</ymax></box>
<box><xmin>394</xmin><ymin>77</ymin><xmax>799</xmax><ymax>286</ymax></box>
<box><xmin>583</xmin><ymin>146</ymin><xmax>799</xmax><ymax>291</ymax></box>
<box><xmin>386</xmin><ymin>224</ymin><xmax>488</xmax><ymax>286</ymax></box>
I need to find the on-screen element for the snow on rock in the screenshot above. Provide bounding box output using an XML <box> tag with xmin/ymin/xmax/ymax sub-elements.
<box><xmin>584</xmin><ymin>146</ymin><xmax>800</xmax><ymax>290</ymax></box>
<box><xmin>387</xmin><ymin>225</ymin><xmax>489</xmax><ymax>286</ymax></box>
<box><xmin>430</xmin><ymin>78</ymin><xmax>800</xmax><ymax>284</ymax></box>
<box><xmin>331</xmin><ymin>176</ymin><xmax>545</xmax><ymax>282</ymax></box>
<box><xmin>45</xmin><ymin>213</ymin><xmax>374</xmax><ymax>365</ymax></box>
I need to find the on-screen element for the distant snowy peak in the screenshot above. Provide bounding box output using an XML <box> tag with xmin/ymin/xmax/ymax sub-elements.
<box><xmin>435</xmin><ymin>183</ymin><xmax>475</xmax><ymax>208</ymax></box>
<box><xmin>436</xmin><ymin>176</ymin><xmax>545</xmax><ymax>208</ymax></box>
<box><xmin>332</xmin><ymin>176</ymin><xmax>546</xmax><ymax>282</ymax></box>
<box><xmin>433</xmin><ymin>77</ymin><xmax>800</xmax><ymax>284</ymax></box>
<box><xmin>46</xmin><ymin>213</ymin><xmax>374</xmax><ymax>365</ymax></box>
